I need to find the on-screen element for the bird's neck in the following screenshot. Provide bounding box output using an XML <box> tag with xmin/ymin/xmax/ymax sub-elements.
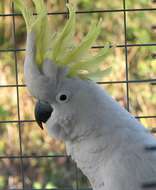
<box><xmin>65</xmin><ymin>132</ymin><xmax>117</xmax><ymax>190</ymax></box>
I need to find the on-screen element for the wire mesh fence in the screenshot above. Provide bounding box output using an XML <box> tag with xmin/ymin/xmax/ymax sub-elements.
<box><xmin>0</xmin><ymin>0</ymin><xmax>156</xmax><ymax>189</ymax></box>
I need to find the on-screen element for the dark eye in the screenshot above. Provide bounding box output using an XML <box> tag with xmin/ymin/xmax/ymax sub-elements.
<box><xmin>56</xmin><ymin>91</ymin><xmax>70</xmax><ymax>103</ymax></box>
<box><xmin>59</xmin><ymin>94</ymin><xmax>67</xmax><ymax>101</ymax></box>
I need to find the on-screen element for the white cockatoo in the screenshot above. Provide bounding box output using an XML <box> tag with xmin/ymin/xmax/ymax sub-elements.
<box><xmin>14</xmin><ymin>1</ymin><xmax>156</xmax><ymax>190</ymax></box>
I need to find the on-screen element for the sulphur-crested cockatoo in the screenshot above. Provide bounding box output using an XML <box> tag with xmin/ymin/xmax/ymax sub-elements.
<box><xmin>14</xmin><ymin>0</ymin><xmax>156</xmax><ymax>189</ymax></box>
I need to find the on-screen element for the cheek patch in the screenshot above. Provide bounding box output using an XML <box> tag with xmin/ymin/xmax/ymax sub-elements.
<box><xmin>45</xmin><ymin>113</ymin><xmax>77</xmax><ymax>140</ymax></box>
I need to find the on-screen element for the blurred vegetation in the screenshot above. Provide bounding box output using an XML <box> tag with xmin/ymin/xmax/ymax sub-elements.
<box><xmin>0</xmin><ymin>0</ymin><xmax>156</xmax><ymax>189</ymax></box>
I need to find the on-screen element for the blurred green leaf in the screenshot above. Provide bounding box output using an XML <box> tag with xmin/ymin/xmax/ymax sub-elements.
<box><xmin>45</xmin><ymin>182</ymin><xmax>57</xmax><ymax>188</ymax></box>
<box><xmin>0</xmin><ymin>106</ymin><xmax>9</xmax><ymax>117</ymax></box>
<box><xmin>0</xmin><ymin>176</ymin><xmax>5</xmax><ymax>189</ymax></box>
<box><xmin>33</xmin><ymin>182</ymin><xmax>42</xmax><ymax>189</ymax></box>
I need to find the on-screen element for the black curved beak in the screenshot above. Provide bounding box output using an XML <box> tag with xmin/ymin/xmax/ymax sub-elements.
<box><xmin>34</xmin><ymin>101</ymin><xmax>53</xmax><ymax>130</ymax></box>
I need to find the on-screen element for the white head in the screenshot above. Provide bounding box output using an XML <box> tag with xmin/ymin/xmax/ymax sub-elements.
<box><xmin>34</xmin><ymin>60</ymin><xmax>104</xmax><ymax>141</ymax></box>
<box><xmin>15</xmin><ymin>0</ymin><xmax>111</xmax><ymax>141</ymax></box>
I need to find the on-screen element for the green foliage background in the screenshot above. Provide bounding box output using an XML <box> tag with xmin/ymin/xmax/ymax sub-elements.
<box><xmin>0</xmin><ymin>0</ymin><xmax>155</xmax><ymax>189</ymax></box>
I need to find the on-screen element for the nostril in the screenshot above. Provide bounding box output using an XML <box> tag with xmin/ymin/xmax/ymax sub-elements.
<box><xmin>35</xmin><ymin>101</ymin><xmax>53</xmax><ymax>128</ymax></box>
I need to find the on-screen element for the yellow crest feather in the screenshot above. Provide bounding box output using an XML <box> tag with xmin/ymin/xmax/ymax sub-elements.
<box><xmin>13</xmin><ymin>0</ymin><xmax>111</xmax><ymax>81</ymax></box>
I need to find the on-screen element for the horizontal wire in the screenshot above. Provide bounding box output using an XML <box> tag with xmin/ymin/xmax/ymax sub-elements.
<box><xmin>0</xmin><ymin>84</ymin><xmax>26</xmax><ymax>88</ymax></box>
<box><xmin>98</xmin><ymin>79</ymin><xmax>156</xmax><ymax>84</ymax></box>
<box><xmin>0</xmin><ymin>48</ymin><xmax>25</xmax><ymax>52</ymax></box>
<box><xmin>0</xmin><ymin>120</ymin><xmax>35</xmax><ymax>124</ymax></box>
<box><xmin>0</xmin><ymin>155</ymin><xmax>68</xmax><ymax>159</ymax></box>
<box><xmin>0</xmin><ymin>79</ymin><xmax>155</xmax><ymax>88</ymax></box>
<box><xmin>92</xmin><ymin>43</ymin><xmax>156</xmax><ymax>48</ymax></box>
<box><xmin>1</xmin><ymin>7</ymin><xmax>156</xmax><ymax>17</ymax></box>
<box><xmin>1</xmin><ymin>42</ymin><xmax>156</xmax><ymax>52</ymax></box>
<box><xmin>74</xmin><ymin>8</ymin><xmax>156</xmax><ymax>13</ymax></box>
<box><xmin>135</xmin><ymin>115</ymin><xmax>156</xmax><ymax>119</ymax></box>
<box><xmin>0</xmin><ymin>116</ymin><xmax>155</xmax><ymax>125</ymax></box>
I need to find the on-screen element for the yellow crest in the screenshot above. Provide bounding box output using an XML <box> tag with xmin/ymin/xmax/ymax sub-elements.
<box><xmin>13</xmin><ymin>0</ymin><xmax>111</xmax><ymax>81</ymax></box>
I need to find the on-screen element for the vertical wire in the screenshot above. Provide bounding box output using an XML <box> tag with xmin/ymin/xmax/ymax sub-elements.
<box><xmin>12</xmin><ymin>3</ymin><xmax>25</xmax><ymax>189</ymax></box>
<box><xmin>123</xmin><ymin>0</ymin><xmax>130</xmax><ymax>111</ymax></box>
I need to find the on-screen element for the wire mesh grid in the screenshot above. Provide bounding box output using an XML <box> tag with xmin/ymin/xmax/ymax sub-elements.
<box><xmin>0</xmin><ymin>0</ymin><xmax>156</xmax><ymax>189</ymax></box>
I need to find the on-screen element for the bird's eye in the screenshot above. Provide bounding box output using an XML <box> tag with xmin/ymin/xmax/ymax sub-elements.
<box><xmin>56</xmin><ymin>91</ymin><xmax>70</xmax><ymax>103</ymax></box>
